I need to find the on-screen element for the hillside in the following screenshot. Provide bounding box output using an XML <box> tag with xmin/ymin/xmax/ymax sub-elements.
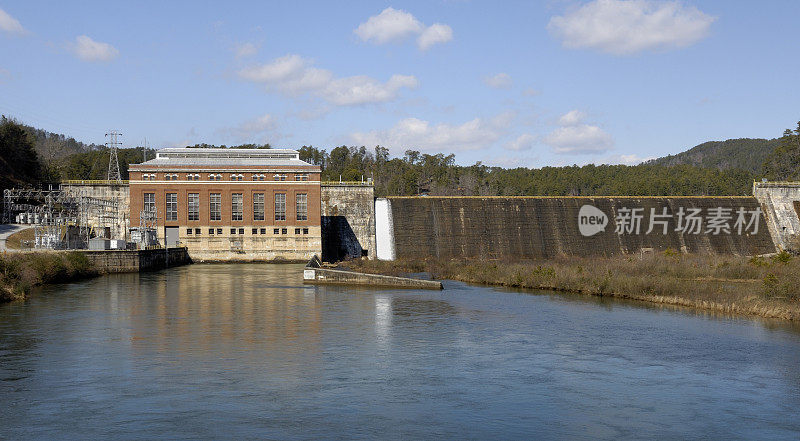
<box><xmin>645</xmin><ymin>138</ymin><xmax>779</xmax><ymax>173</ymax></box>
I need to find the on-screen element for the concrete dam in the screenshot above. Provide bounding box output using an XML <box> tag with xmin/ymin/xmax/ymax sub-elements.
<box><xmin>376</xmin><ymin>196</ymin><xmax>782</xmax><ymax>260</ymax></box>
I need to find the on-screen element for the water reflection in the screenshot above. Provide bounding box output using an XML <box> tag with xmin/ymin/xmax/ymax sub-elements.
<box><xmin>0</xmin><ymin>264</ymin><xmax>799</xmax><ymax>440</ymax></box>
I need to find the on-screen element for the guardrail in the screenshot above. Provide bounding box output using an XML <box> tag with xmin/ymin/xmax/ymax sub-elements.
<box><xmin>321</xmin><ymin>181</ymin><xmax>374</xmax><ymax>186</ymax></box>
<box><xmin>62</xmin><ymin>180</ymin><xmax>130</xmax><ymax>185</ymax></box>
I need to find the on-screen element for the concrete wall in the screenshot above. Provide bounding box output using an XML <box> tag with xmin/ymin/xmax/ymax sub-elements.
<box><xmin>60</xmin><ymin>182</ymin><xmax>130</xmax><ymax>240</ymax></box>
<box><xmin>80</xmin><ymin>247</ymin><xmax>191</xmax><ymax>273</ymax></box>
<box><xmin>303</xmin><ymin>266</ymin><xmax>442</xmax><ymax>289</ymax></box>
<box><xmin>181</xmin><ymin>227</ymin><xmax>321</xmax><ymax>262</ymax></box>
<box><xmin>321</xmin><ymin>184</ymin><xmax>376</xmax><ymax>261</ymax></box>
<box><xmin>753</xmin><ymin>182</ymin><xmax>800</xmax><ymax>252</ymax></box>
<box><xmin>379</xmin><ymin>196</ymin><xmax>777</xmax><ymax>260</ymax></box>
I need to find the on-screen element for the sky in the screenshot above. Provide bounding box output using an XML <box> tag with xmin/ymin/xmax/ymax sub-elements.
<box><xmin>0</xmin><ymin>0</ymin><xmax>798</xmax><ymax>168</ymax></box>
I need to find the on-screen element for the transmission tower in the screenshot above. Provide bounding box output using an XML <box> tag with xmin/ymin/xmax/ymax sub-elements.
<box><xmin>105</xmin><ymin>130</ymin><xmax>123</xmax><ymax>182</ymax></box>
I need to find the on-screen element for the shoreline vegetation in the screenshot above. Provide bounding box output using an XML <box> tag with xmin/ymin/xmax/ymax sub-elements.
<box><xmin>343</xmin><ymin>251</ymin><xmax>800</xmax><ymax>321</ymax></box>
<box><xmin>0</xmin><ymin>252</ymin><xmax>97</xmax><ymax>302</ymax></box>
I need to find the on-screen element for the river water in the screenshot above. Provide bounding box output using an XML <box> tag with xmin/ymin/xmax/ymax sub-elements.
<box><xmin>1</xmin><ymin>264</ymin><xmax>800</xmax><ymax>440</ymax></box>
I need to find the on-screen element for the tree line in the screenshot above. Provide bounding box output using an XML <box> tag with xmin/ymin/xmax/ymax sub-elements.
<box><xmin>4</xmin><ymin>115</ymin><xmax>800</xmax><ymax>197</ymax></box>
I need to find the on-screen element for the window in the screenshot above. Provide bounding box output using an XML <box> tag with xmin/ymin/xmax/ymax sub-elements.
<box><xmin>274</xmin><ymin>193</ymin><xmax>286</xmax><ymax>221</ymax></box>
<box><xmin>238</xmin><ymin>228</ymin><xmax>244</xmax><ymax>235</ymax></box>
<box><xmin>253</xmin><ymin>193</ymin><xmax>265</xmax><ymax>221</ymax></box>
<box><xmin>143</xmin><ymin>193</ymin><xmax>156</xmax><ymax>214</ymax></box>
<box><xmin>165</xmin><ymin>174</ymin><xmax>170</xmax><ymax>181</ymax></box>
<box><xmin>186</xmin><ymin>228</ymin><xmax>193</xmax><ymax>235</ymax></box>
<box><xmin>260</xmin><ymin>228</ymin><xmax>266</xmax><ymax>235</ymax></box>
<box><xmin>281</xmin><ymin>228</ymin><xmax>287</xmax><ymax>235</ymax></box>
<box><xmin>252</xmin><ymin>228</ymin><xmax>258</xmax><ymax>235</ymax></box>
<box><xmin>273</xmin><ymin>173</ymin><xmax>286</xmax><ymax>181</ymax></box>
<box><xmin>295</xmin><ymin>173</ymin><xmax>308</xmax><ymax>181</ymax></box>
<box><xmin>295</xmin><ymin>228</ymin><xmax>301</xmax><ymax>235</ymax></box>
<box><xmin>296</xmin><ymin>193</ymin><xmax>307</xmax><ymax>221</ymax></box>
<box><xmin>303</xmin><ymin>228</ymin><xmax>308</xmax><ymax>235</ymax></box>
<box><xmin>273</xmin><ymin>228</ymin><xmax>279</xmax><ymax>234</ymax></box>
<box><xmin>195</xmin><ymin>228</ymin><xmax>201</xmax><ymax>235</ymax></box>
<box><xmin>209</xmin><ymin>228</ymin><xmax>214</xmax><ymax>235</ymax></box>
<box><xmin>230</xmin><ymin>228</ymin><xmax>236</xmax><ymax>235</ymax></box>
<box><xmin>231</xmin><ymin>193</ymin><xmax>243</xmax><ymax>221</ymax></box>
<box><xmin>230</xmin><ymin>173</ymin><xmax>243</xmax><ymax>181</ymax></box>
<box><xmin>188</xmin><ymin>193</ymin><xmax>199</xmax><ymax>221</ymax></box>
<box><xmin>216</xmin><ymin>228</ymin><xmax>222</xmax><ymax>235</ymax></box>
<box><xmin>210</xmin><ymin>193</ymin><xmax>221</xmax><ymax>221</ymax></box>
<box><xmin>166</xmin><ymin>193</ymin><xmax>178</xmax><ymax>221</ymax></box>
<box><xmin>187</xmin><ymin>174</ymin><xmax>193</xmax><ymax>181</ymax></box>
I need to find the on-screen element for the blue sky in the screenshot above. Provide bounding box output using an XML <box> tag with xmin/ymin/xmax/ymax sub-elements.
<box><xmin>1</xmin><ymin>0</ymin><xmax>798</xmax><ymax>168</ymax></box>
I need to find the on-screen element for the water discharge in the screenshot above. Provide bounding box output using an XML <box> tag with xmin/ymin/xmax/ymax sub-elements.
<box><xmin>1</xmin><ymin>264</ymin><xmax>799</xmax><ymax>439</ymax></box>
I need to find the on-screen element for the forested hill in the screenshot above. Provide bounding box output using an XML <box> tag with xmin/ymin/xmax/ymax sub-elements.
<box><xmin>645</xmin><ymin>138</ymin><xmax>779</xmax><ymax>173</ymax></box>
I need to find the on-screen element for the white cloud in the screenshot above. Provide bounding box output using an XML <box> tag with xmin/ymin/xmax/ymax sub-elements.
<box><xmin>522</xmin><ymin>88</ymin><xmax>540</xmax><ymax>97</ymax></box>
<box><xmin>69</xmin><ymin>35</ymin><xmax>119</xmax><ymax>62</ymax></box>
<box><xmin>324</xmin><ymin>74</ymin><xmax>418</xmax><ymax>106</ymax></box>
<box><xmin>547</xmin><ymin>0</ymin><xmax>715</xmax><ymax>55</ymax></box>
<box><xmin>238</xmin><ymin>54</ymin><xmax>417</xmax><ymax>106</ymax></box>
<box><xmin>0</xmin><ymin>7</ymin><xmax>24</xmax><ymax>35</ymax></box>
<box><xmin>233</xmin><ymin>42</ymin><xmax>259</xmax><ymax>58</ymax></box>
<box><xmin>220</xmin><ymin>113</ymin><xmax>280</xmax><ymax>141</ymax></box>
<box><xmin>544</xmin><ymin>125</ymin><xmax>613</xmax><ymax>154</ymax></box>
<box><xmin>484</xmin><ymin>73</ymin><xmax>513</xmax><ymax>89</ymax></box>
<box><xmin>557</xmin><ymin>109</ymin><xmax>586</xmax><ymax>126</ymax></box>
<box><xmin>417</xmin><ymin>23</ymin><xmax>453</xmax><ymax>50</ymax></box>
<box><xmin>506</xmin><ymin>133</ymin><xmax>536</xmax><ymax>151</ymax></box>
<box><xmin>355</xmin><ymin>7</ymin><xmax>423</xmax><ymax>44</ymax></box>
<box><xmin>351</xmin><ymin>112</ymin><xmax>515</xmax><ymax>153</ymax></box>
<box><xmin>355</xmin><ymin>7</ymin><xmax>452</xmax><ymax>50</ymax></box>
<box><xmin>544</xmin><ymin>110</ymin><xmax>613</xmax><ymax>154</ymax></box>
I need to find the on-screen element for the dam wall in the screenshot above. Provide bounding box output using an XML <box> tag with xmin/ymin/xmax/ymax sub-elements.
<box><xmin>377</xmin><ymin>196</ymin><xmax>777</xmax><ymax>260</ymax></box>
<box><xmin>753</xmin><ymin>182</ymin><xmax>800</xmax><ymax>252</ymax></box>
<box><xmin>321</xmin><ymin>183</ymin><xmax>375</xmax><ymax>261</ymax></box>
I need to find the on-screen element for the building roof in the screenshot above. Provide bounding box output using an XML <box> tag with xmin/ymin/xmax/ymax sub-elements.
<box><xmin>129</xmin><ymin>148</ymin><xmax>318</xmax><ymax>169</ymax></box>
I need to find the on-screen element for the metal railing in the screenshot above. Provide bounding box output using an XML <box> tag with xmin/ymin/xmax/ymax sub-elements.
<box><xmin>321</xmin><ymin>181</ymin><xmax>374</xmax><ymax>186</ymax></box>
<box><xmin>61</xmin><ymin>180</ymin><xmax>129</xmax><ymax>185</ymax></box>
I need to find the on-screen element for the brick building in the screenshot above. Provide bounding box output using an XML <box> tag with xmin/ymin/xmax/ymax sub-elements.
<box><xmin>128</xmin><ymin>148</ymin><xmax>321</xmax><ymax>261</ymax></box>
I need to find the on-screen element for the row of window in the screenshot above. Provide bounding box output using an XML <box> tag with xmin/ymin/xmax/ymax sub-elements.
<box><xmin>144</xmin><ymin>192</ymin><xmax>308</xmax><ymax>222</ymax></box>
<box><xmin>140</xmin><ymin>173</ymin><xmax>309</xmax><ymax>181</ymax></box>
<box><xmin>186</xmin><ymin>227</ymin><xmax>310</xmax><ymax>236</ymax></box>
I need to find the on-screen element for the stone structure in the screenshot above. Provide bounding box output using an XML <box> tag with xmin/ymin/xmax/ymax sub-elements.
<box><xmin>321</xmin><ymin>183</ymin><xmax>376</xmax><ymax>261</ymax></box>
<box><xmin>753</xmin><ymin>181</ymin><xmax>800</xmax><ymax>252</ymax></box>
<box><xmin>128</xmin><ymin>148</ymin><xmax>321</xmax><ymax>262</ymax></box>
<box><xmin>303</xmin><ymin>256</ymin><xmax>442</xmax><ymax>289</ymax></box>
<box><xmin>80</xmin><ymin>247</ymin><xmax>191</xmax><ymax>273</ymax></box>
<box><xmin>377</xmin><ymin>196</ymin><xmax>777</xmax><ymax>260</ymax></box>
<box><xmin>60</xmin><ymin>181</ymin><xmax>130</xmax><ymax>240</ymax></box>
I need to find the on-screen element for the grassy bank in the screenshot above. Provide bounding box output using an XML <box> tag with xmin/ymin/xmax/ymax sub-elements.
<box><xmin>0</xmin><ymin>252</ymin><xmax>97</xmax><ymax>302</ymax></box>
<box><xmin>344</xmin><ymin>251</ymin><xmax>800</xmax><ymax>321</ymax></box>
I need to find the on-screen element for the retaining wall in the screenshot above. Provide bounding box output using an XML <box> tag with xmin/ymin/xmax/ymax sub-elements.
<box><xmin>80</xmin><ymin>247</ymin><xmax>191</xmax><ymax>273</ymax></box>
<box><xmin>321</xmin><ymin>184</ymin><xmax>376</xmax><ymax>261</ymax></box>
<box><xmin>753</xmin><ymin>182</ymin><xmax>800</xmax><ymax>252</ymax></box>
<box><xmin>378</xmin><ymin>196</ymin><xmax>777</xmax><ymax>260</ymax></box>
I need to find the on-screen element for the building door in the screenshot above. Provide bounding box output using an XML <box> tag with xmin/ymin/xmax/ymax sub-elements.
<box><xmin>165</xmin><ymin>226</ymin><xmax>179</xmax><ymax>248</ymax></box>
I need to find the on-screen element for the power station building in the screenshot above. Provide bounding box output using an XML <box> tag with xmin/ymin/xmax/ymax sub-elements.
<box><xmin>128</xmin><ymin>148</ymin><xmax>321</xmax><ymax>261</ymax></box>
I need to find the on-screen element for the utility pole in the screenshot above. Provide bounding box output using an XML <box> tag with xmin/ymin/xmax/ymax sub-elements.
<box><xmin>105</xmin><ymin>130</ymin><xmax>123</xmax><ymax>182</ymax></box>
<box><xmin>139</xmin><ymin>137</ymin><xmax>149</xmax><ymax>163</ymax></box>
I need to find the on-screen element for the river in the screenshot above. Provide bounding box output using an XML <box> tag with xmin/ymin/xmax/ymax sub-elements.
<box><xmin>1</xmin><ymin>264</ymin><xmax>800</xmax><ymax>440</ymax></box>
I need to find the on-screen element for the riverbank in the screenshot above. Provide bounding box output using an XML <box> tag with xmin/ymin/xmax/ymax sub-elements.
<box><xmin>0</xmin><ymin>252</ymin><xmax>98</xmax><ymax>302</ymax></box>
<box><xmin>0</xmin><ymin>248</ymin><xmax>192</xmax><ymax>303</ymax></box>
<box><xmin>344</xmin><ymin>252</ymin><xmax>800</xmax><ymax>321</ymax></box>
